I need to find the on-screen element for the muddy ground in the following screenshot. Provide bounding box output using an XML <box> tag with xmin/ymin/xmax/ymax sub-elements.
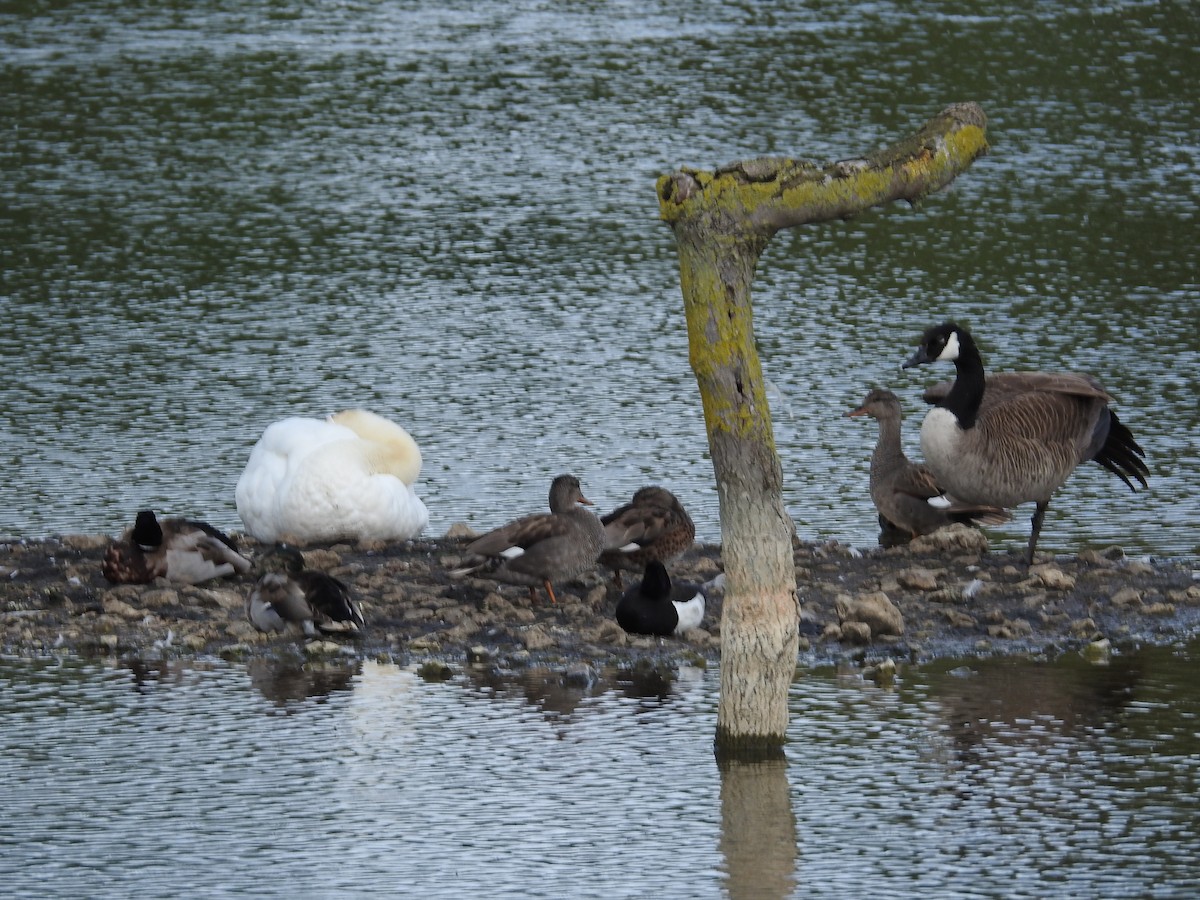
<box><xmin>2</xmin><ymin>524</ymin><xmax>1198</xmax><ymax>677</ymax></box>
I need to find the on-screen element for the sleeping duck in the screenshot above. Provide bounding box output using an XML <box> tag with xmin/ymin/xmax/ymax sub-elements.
<box><xmin>102</xmin><ymin>509</ymin><xmax>253</xmax><ymax>585</ymax></box>
<box><xmin>246</xmin><ymin>546</ymin><xmax>364</xmax><ymax>637</ymax></box>
<box><xmin>600</xmin><ymin>486</ymin><xmax>695</xmax><ymax>586</ymax></box>
<box><xmin>235</xmin><ymin>409</ymin><xmax>429</xmax><ymax>544</ymax></box>
<box><xmin>615</xmin><ymin>560</ymin><xmax>706</xmax><ymax>637</ymax></box>
<box><xmin>449</xmin><ymin>474</ymin><xmax>605</xmax><ymax>605</ymax></box>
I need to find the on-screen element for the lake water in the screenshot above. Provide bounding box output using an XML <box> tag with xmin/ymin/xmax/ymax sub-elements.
<box><xmin>1</xmin><ymin>0</ymin><xmax>1196</xmax><ymax>561</ymax></box>
<box><xmin>3</xmin><ymin>5</ymin><xmax>1199</xmax><ymax>893</ymax></box>
<box><xmin>2</xmin><ymin>644</ymin><xmax>1199</xmax><ymax>898</ymax></box>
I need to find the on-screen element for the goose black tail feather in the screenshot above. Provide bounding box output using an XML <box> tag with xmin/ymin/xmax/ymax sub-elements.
<box><xmin>1093</xmin><ymin>411</ymin><xmax>1149</xmax><ymax>492</ymax></box>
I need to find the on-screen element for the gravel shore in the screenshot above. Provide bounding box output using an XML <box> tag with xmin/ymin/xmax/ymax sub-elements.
<box><xmin>2</xmin><ymin>526</ymin><xmax>1198</xmax><ymax>672</ymax></box>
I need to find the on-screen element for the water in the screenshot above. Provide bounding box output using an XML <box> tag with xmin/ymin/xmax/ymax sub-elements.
<box><xmin>2</xmin><ymin>646</ymin><xmax>1199</xmax><ymax>897</ymax></box>
<box><xmin>1</xmin><ymin>1</ymin><xmax>1197</xmax><ymax>559</ymax></box>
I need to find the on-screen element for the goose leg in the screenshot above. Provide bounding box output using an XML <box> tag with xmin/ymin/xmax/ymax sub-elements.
<box><xmin>1026</xmin><ymin>501</ymin><xmax>1049</xmax><ymax>565</ymax></box>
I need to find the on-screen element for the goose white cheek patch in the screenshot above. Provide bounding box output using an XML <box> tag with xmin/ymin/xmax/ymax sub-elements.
<box><xmin>937</xmin><ymin>330</ymin><xmax>960</xmax><ymax>361</ymax></box>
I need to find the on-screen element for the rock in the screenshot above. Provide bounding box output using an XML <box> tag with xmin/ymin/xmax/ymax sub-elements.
<box><xmin>909</xmin><ymin>524</ymin><xmax>989</xmax><ymax>555</ymax></box>
<box><xmin>839</xmin><ymin>621</ymin><xmax>873</xmax><ymax>644</ymax></box>
<box><xmin>1030</xmin><ymin>565</ymin><xmax>1075</xmax><ymax>591</ymax></box>
<box><xmin>102</xmin><ymin>597</ymin><xmax>144</xmax><ymax>620</ymax></box>
<box><xmin>192</xmin><ymin>588</ymin><xmax>244</xmax><ymax>611</ymax></box>
<box><xmin>1110</xmin><ymin>587</ymin><xmax>1144</xmax><ymax>608</ymax></box>
<box><xmin>942</xmin><ymin>608</ymin><xmax>977</xmax><ymax>628</ymax></box>
<box><xmin>517</xmin><ymin>624</ymin><xmax>555</xmax><ymax>651</ymax></box>
<box><xmin>835</xmin><ymin>591</ymin><xmax>904</xmax><ymax>637</ymax></box>
<box><xmin>897</xmin><ymin>568</ymin><xmax>939</xmax><ymax>592</ymax></box>
<box><xmin>62</xmin><ymin>534</ymin><xmax>112</xmax><ymax>551</ymax></box>
<box><xmin>1081</xmin><ymin>638</ymin><xmax>1112</xmax><ymax>662</ymax></box>
<box><xmin>1168</xmin><ymin>585</ymin><xmax>1200</xmax><ymax>605</ymax></box>
<box><xmin>987</xmin><ymin>619</ymin><xmax>1033</xmax><ymax>639</ymax></box>
<box><xmin>303</xmin><ymin>640</ymin><xmax>347</xmax><ymax>656</ymax></box>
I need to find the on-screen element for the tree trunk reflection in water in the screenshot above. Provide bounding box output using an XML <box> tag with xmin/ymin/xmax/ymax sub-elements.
<box><xmin>718</xmin><ymin>753</ymin><xmax>797</xmax><ymax>898</ymax></box>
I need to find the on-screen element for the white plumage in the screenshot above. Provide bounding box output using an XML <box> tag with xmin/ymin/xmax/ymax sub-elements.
<box><xmin>236</xmin><ymin>409</ymin><xmax>429</xmax><ymax>544</ymax></box>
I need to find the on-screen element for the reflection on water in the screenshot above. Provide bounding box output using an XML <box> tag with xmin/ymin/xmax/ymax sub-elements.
<box><xmin>1</xmin><ymin>1</ymin><xmax>1197</xmax><ymax>561</ymax></box>
<box><xmin>245</xmin><ymin>657</ymin><xmax>360</xmax><ymax>710</ymax></box>
<box><xmin>2</xmin><ymin>645</ymin><xmax>1199</xmax><ymax>897</ymax></box>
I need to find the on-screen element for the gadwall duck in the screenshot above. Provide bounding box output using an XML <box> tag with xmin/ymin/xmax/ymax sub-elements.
<box><xmin>236</xmin><ymin>409</ymin><xmax>428</xmax><ymax>544</ymax></box>
<box><xmin>246</xmin><ymin>547</ymin><xmax>364</xmax><ymax>636</ymax></box>
<box><xmin>845</xmin><ymin>388</ymin><xmax>1010</xmax><ymax>540</ymax></box>
<box><xmin>903</xmin><ymin>321</ymin><xmax>1148</xmax><ymax>563</ymax></box>
<box><xmin>102</xmin><ymin>510</ymin><xmax>252</xmax><ymax>585</ymax></box>
<box><xmin>600</xmin><ymin>486</ymin><xmax>696</xmax><ymax>586</ymax></box>
<box><xmin>615</xmin><ymin>560</ymin><xmax>706</xmax><ymax>637</ymax></box>
<box><xmin>450</xmin><ymin>474</ymin><xmax>605</xmax><ymax>605</ymax></box>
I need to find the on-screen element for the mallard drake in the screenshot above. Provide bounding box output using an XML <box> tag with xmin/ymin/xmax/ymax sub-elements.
<box><xmin>845</xmin><ymin>388</ymin><xmax>1010</xmax><ymax>540</ymax></box>
<box><xmin>102</xmin><ymin>510</ymin><xmax>253</xmax><ymax>585</ymax></box>
<box><xmin>903</xmin><ymin>321</ymin><xmax>1149</xmax><ymax>563</ymax></box>
<box><xmin>450</xmin><ymin>474</ymin><xmax>605</xmax><ymax>605</ymax></box>
<box><xmin>235</xmin><ymin>409</ymin><xmax>428</xmax><ymax>545</ymax></box>
<box><xmin>615</xmin><ymin>560</ymin><xmax>706</xmax><ymax>637</ymax></box>
<box><xmin>246</xmin><ymin>547</ymin><xmax>364</xmax><ymax>637</ymax></box>
<box><xmin>599</xmin><ymin>486</ymin><xmax>696</xmax><ymax>586</ymax></box>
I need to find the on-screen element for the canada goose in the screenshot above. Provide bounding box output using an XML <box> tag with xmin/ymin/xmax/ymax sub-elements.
<box><xmin>615</xmin><ymin>560</ymin><xmax>706</xmax><ymax>637</ymax></box>
<box><xmin>235</xmin><ymin>409</ymin><xmax>428</xmax><ymax>544</ymax></box>
<box><xmin>599</xmin><ymin>486</ymin><xmax>696</xmax><ymax>586</ymax></box>
<box><xmin>246</xmin><ymin>546</ymin><xmax>364</xmax><ymax>637</ymax></box>
<box><xmin>845</xmin><ymin>388</ymin><xmax>1010</xmax><ymax>540</ymax></box>
<box><xmin>902</xmin><ymin>321</ymin><xmax>1148</xmax><ymax>563</ymax></box>
<box><xmin>449</xmin><ymin>474</ymin><xmax>605</xmax><ymax>605</ymax></box>
<box><xmin>101</xmin><ymin>510</ymin><xmax>253</xmax><ymax>585</ymax></box>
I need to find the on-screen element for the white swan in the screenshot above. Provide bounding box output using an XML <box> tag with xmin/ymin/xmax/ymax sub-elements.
<box><xmin>235</xmin><ymin>409</ymin><xmax>429</xmax><ymax>544</ymax></box>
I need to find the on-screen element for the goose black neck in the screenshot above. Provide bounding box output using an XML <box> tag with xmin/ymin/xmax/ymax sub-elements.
<box><xmin>942</xmin><ymin>330</ymin><xmax>986</xmax><ymax>430</ymax></box>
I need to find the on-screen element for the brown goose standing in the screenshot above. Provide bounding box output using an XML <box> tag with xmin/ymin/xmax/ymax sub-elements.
<box><xmin>845</xmin><ymin>388</ymin><xmax>1010</xmax><ymax>540</ymax></box>
<box><xmin>102</xmin><ymin>509</ymin><xmax>252</xmax><ymax>585</ymax></box>
<box><xmin>599</xmin><ymin>486</ymin><xmax>695</xmax><ymax>586</ymax></box>
<box><xmin>450</xmin><ymin>474</ymin><xmax>605</xmax><ymax>604</ymax></box>
<box><xmin>903</xmin><ymin>321</ymin><xmax>1149</xmax><ymax>563</ymax></box>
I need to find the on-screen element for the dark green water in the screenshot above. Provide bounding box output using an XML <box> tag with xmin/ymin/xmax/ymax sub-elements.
<box><xmin>2</xmin><ymin>644</ymin><xmax>1198</xmax><ymax>896</ymax></box>
<box><xmin>1</xmin><ymin>2</ymin><xmax>1197</xmax><ymax>560</ymax></box>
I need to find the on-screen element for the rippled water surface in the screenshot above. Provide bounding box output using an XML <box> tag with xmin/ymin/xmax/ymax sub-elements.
<box><xmin>3</xmin><ymin>646</ymin><xmax>1199</xmax><ymax>897</ymax></box>
<box><xmin>1</xmin><ymin>0</ymin><xmax>1197</xmax><ymax>559</ymax></box>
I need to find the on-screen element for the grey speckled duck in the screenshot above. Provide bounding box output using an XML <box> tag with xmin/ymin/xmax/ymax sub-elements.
<box><xmin>904</xmin><ymin>321</ymin><xmax>1148</xmax><ymax>563</ymax></box>
<box><xmin>846</xmin><ymin>389</ymin><xmax>1010</xmax><ymax>541</ymax></box>
<box><xmin>600</xmin><ymin>486</ymin><xmax>695</xmax><ymax>586</ymax></box>
<box><xmin>450</xmin><ymin>474</ymin><xmax>605</xmax><ymax>605</ymax></box>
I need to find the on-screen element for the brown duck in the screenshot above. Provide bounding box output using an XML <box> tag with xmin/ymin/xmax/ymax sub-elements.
<box><xmin>102</xmin><ymin>509</ymin><xmax>253</xmax><ymax>585</ymax></box>
<box><xmin>846</xmin><ymin>388</ymin><xmax>1010</xmax><ymax>540</ymax></box>
<box><xmin>450</xmin><ymin>474</ymin><xmax>605</xmax><ymax>604</ymax></box>
<box><xmin>600</xmin><ymin>486</ymin><xmax>695</xmax><ymax>586</ymax></box>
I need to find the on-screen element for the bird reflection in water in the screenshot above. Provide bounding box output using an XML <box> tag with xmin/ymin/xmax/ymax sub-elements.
<box><xmin>247</xmin><ymin>658</ymin><xmax>361</xmax><ymax>710</ymax></box>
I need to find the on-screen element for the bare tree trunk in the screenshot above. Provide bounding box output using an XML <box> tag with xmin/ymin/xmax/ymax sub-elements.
<box><xmin>657</xmin><ymin>103</ymin><xmax>989</xmax><ymax>751</ymax></box>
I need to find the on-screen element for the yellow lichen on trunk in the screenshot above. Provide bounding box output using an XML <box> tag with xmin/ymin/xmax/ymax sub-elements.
<box><xmin>674</xmin><ymin>226</ymin><xmax>773</xmax><ymax>447</ymax></box>
<box><xmin>657</xmin><ymin>104</ymin><xmax>989</xmax><ymax>753</ymax></box>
